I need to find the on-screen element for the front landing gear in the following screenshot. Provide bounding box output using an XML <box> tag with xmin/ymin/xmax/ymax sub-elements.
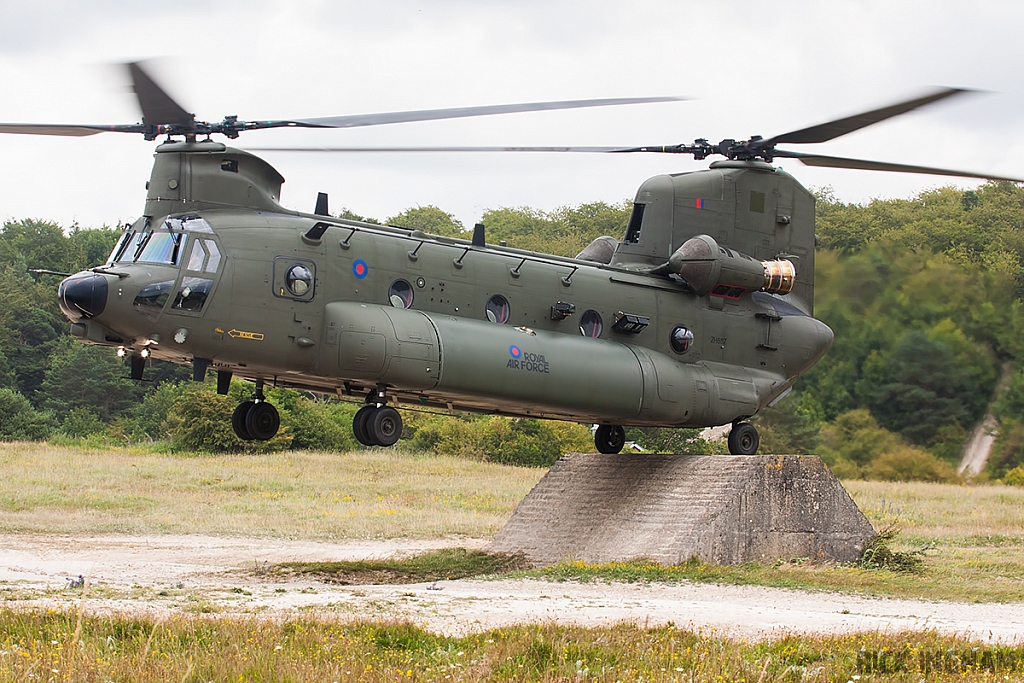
<box><xmin>231</xmin><ymin>380</ymin><xmax>281</xmax><ymax>442</ymax></box>
<box><xmin>728</xmin><ymin>421</ymin><xmax>759</xmax><ymax>455</ymax></box>
<box><xmin>352</xmin><ymin>386</ymin><xmax>403</xmax><ymax>447</ymax></box>
<box><xmin>595</xmin><ymin>424</ymin><xmax>626</xmax><ymax>454</ymax></box>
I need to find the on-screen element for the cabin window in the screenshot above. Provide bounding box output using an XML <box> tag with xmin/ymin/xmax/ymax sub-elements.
<box><xmin>670</xmin><ymin>325</ymin><xmax>694</xmax><ymax>354</ymax></box>
<box><xmin>485</xmin><ymin>294</ymin><xmax>510</xmax><ymax>324</ymax></box>
<box><xmin>285</xmin><ymin>264</ymin><xmax>314</xmax><ymax>296</ymax></box>
<box><xmin>579</xmin><ymin>309</ymin><xmax>603</xmax><ymax>338</ymax></box>
<box><xmin>624</xmin><ymin>203</ymin><xmax>645</xmax><ymax>243</ymax></box>
<box><xmin>388</xmin><ymin>279</ymin><xmax>414</xmax><ymax>308</ymax></box>
<box><xmin>274</xmin><ymin>257</ymin><xmax>316</xmax><ymax>301</ymax></box>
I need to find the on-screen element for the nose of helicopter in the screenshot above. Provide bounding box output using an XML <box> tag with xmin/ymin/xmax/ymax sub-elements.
<box><xmin>58</xmin><ymin>272</ymin><xmax>108</xmax><ymax>321</ymax></box>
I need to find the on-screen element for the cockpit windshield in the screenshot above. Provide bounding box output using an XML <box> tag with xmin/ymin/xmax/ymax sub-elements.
<box><xmin>137</xmin><ymin>231</ymin><xmax>184</xmax><ymax>265</ymax></box>
<box><xmin>110</xmin><ymin>215</ymin><xmax>213</xmax><ymax>266</ymax></box>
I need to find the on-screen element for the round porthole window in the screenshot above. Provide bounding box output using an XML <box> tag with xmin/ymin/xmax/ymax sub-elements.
<box><xmin>579</xmin><ymin>309</ymin><xmax>603</xmax><ymax>338</ymax></box>
<box><xmin>285</xmin><ymin>264</ymin><xmax>313</xmax><ymax>296</ymax></box>
<box><xmin>388</xmin><ymin>279</ymin><xmax>414</xmax><ymax>308</ymax></box>
<box><xmin>670</xmin><ymin>325</ymin><xmax>695</xmax><ymax>354</ymax></box>
<box><xmin>485</xmin><ymin>294</ymin><xmax>510</xmax><ymax>324</ymax></box>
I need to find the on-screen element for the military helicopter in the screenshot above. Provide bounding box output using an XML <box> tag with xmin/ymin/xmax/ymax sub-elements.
<box><xmin>5</xmin><ymin>64</ymin><xmax>1020</xmax><ymax>455</ymax></box>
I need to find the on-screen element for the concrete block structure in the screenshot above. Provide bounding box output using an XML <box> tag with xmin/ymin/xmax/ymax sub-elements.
<box><xmin>487</xmin><ymin>453</ymin><xmax>875</xmax><ymax>566</ymax></box>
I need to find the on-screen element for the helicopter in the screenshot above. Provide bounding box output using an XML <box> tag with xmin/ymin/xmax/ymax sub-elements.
<box><xmin>4</xmin><ymin>64</ymin><xmax>1020</xmax><ymax>455</ymax></box>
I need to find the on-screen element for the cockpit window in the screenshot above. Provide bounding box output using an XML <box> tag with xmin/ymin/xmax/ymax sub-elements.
<box><xmin>186</xmin><ymin>240</ymin><xmax>206</xmax><ymax>271</ymax></box>
<box><xmin>205</xmin><ymin>240</ymin><xmax>221</xmax><ymax>272</ymax></box>
<box><xmin>118</xmin><ymin>231</ymin><xmax>148</xmax><ymax>263</ymax></box>
<box><xmin>133</xmin><ymin>279</ymin><xmax>175</xmax><ymax>321</ymax></box>
<box><xmin>172</xmin><ymin>277</ymin><xmax>214</xmax><ymax>313</ymax></box>
<box><xmin>107</xmin><ymin>231</ymin><xmax>135</xmax><ymax>265</ymax></box>
<box><xmin>165</xmin><ymin>215</ymin><xmax>214</xmax><ymax>233</ymax></box>
<box><xmin>138</xmin><ymin>231</ymin><xmax>185</xmax><ymax>265</ymax></box>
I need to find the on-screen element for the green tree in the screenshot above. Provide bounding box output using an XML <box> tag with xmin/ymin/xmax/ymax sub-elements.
<box><xmin>870</xmin><ymin>329</ymin><xmax>996</xmax><ymax>450</ymax></box>
<box><xmin>386</xmin><ymin>206</ymin><xmax>465</xmax><ymax>237</ymax></box>
<box><xmin>37</xmin><ymin>337</ymin><xmax>143</xmax><ymax>423</ymax></box>
<box><xmin>0</xmin><ymin>387</ymin><xmax>54</xmax><ymax>440</ymax></box>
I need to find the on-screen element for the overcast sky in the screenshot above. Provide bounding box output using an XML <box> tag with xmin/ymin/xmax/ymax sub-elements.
<box><xmin>2</xmin><ymin>0</ymin><xmax>1023</xmax><ymax>230</ymax></box>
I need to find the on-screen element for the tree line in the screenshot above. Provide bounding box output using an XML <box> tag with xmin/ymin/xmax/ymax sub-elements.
<box><xmin>4</xmin><ymin>184</ymin><xmax>1024</xmax><ymax>482</ymax></box>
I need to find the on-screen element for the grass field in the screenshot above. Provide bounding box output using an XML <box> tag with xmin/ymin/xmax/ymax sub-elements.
<box><xmin>0</xmin><ymin>442</ymin><xmax>542</xmax><ymax>539</ymax></box>
<box><xmin>1</xmin><ymin>442</ymin><xmax>1023</xmax><ymax>602</ymax></box>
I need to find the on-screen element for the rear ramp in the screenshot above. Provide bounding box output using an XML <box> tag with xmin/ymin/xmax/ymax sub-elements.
<box><xmin>487</xmin><ymin>454</ymin><xmax>874</xmax><ymax>566</ymax></box>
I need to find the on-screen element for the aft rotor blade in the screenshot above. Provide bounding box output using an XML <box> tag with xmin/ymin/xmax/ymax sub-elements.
<box><xmin>756</xmin><ymin>88</ymin><xmax>972</xmax><ymax>149</ymax></box>
<box><xmin>774</xmin><ymin>149</ymin><xmax>1024</xmax><ymax>182</ymax></box>
<box><xmin>246</xmin><ymin>145</ymin><xmax>638</xmax><ymax>153</ymax></box>
<box><xmin>127</xmin><ymin>62</ymin><xmax>195</xmax><ymax>127</ymax></box>
<box><xmin>284</xmin><ymin>96</ymin><xmax>685</xmax><ymax>129</ymax></box>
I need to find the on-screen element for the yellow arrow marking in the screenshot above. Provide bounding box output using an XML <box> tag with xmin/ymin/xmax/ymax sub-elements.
<box><xmin>227</xmin><ymin>329</ymin><xmax>265</xmax><ymax>341</ymax></box>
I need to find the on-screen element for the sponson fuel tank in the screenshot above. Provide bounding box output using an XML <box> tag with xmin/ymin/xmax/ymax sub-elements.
<box><xmin>319</xmin><ymin>302</ymin><xmax>787</xmax><ymax>427</ymax></box>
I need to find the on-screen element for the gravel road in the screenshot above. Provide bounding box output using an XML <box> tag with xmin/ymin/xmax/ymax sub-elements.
<box><xmin>1</xmin><ymin>534</ymin><xmax>1020</xmax><ymax>642</ymax></box>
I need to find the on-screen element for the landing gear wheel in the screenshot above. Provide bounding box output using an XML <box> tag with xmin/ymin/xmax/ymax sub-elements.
<box><xmin>352</xmin><ymin>405</ymin><xmax>377</xmax><ymax>447</ymax></box>
<box><xmin>232</xmin><ymin>401</ymin><xmax>255</xmax><ymax>441</ymax></box>
<box><xmin>728</xmin><ymin>422</ymin><xmax>759</xmax><ymax>455</ymax></box>
<box><xmin>368</xmin><ymin>407</ymin><xmax>403</xmax><ymax>447</ymax></box>
<box><xmin>595</xmin><ymin>424</ymin><xmax>626</xmax><ymax>454</ymax></box>
<box><xmin>245</xmin><ymin>402</ymin><xmax>280</xmax><ymax>441</ymax></box>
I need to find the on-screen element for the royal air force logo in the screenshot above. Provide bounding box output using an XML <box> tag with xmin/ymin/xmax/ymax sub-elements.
<box><xmin>507</xmin><ymin>345</ymin><xmax>550</xmax><ymax>374</ymax></box>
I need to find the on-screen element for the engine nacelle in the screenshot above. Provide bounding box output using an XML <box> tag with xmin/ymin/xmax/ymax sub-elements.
<box><xmin>669</xmin><ymin>234</ymin><xmax>795</xmax><ymax>297</ymax></box>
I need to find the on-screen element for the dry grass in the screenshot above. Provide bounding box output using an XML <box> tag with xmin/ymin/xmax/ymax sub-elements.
<box><xmin>844</xmin><ymin>479</ymin><xmax>1024</xmax><ymax>544</ymax></box>
<box><xmin>0</xmin><ymin>442</ymin><xmax>542</xmax><ymax>539</ymax></box>
<box><xmin>2</xmin><ymin>609</ymin><xmax>1021</xmax><ymax>682</ymax></box>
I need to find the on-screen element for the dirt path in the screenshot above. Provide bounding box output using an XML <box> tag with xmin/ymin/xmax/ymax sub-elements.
<box><xmin>959</xmin><ymin>362</ymin><xmax>1013</xmax><ymax>476</ymax></box>
<box><xmin>1</xmin><ymin>534</ymin><xmax>1021</xmax><ymax>642</ymax></box>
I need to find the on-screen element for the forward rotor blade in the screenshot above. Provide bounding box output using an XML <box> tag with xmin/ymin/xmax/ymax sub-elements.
<box><xmin>774</xmin><ymin>149</ymin><xmax>1024</xmax><ymax>182</ymax></box>
<box><xmin>0</xmin><ymin>124</ymin><xmax>123</xmax><ymax>137</ymax></box>
<box><xmin>128</xmin><ymin>62</ymin><xmax>194</xmax><ymax>127</ymax></box>
<box><xmin>286</xmin><ymin>96</ymin><xmax>685</xmax><ymax>129</ymax></box>
<box><xmin>756</xmin><ymin>87</ymin><xmax>972</xmax><ymax>149</ymax></box>
<box><xmin>246</xmin><ymin>145</ymin><xmax>637</xmax><ymax>153</ymax></box>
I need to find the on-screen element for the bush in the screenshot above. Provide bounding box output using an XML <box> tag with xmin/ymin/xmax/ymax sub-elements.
<box><xmin>0</xmin><ymin>387</ymin><xmax>54</xmax><ymax>440</ymax></box>
<box><xmin>623</xmin><ymin>426</ymin><xmax>721</xmax><ymax>454</ymax></box>
<box><xmin>1004</xmin><ymin>466</ymin><xmax>1024</xmax><ymax>486</ymax></box>
<box><xmin>60</xmin><ymin>407</ymin><xmax>104</xmax><ymax>438</ymax></box>
<box><xmin>269</xmin><ymin>388</ymin><xmax>359</xmax><ymax>452</ymax></box>
<box><xmin>407</xmin><ymin>412</ymin><xmax>592</xmax><ymax>466</ymax></box>
<box><xmin>866</xmin><ymin>444</ymin><xmax>961</xmax><ymax>483</ymax></box>
<box><xmin>164</xmin><ymin>385</ymin><xmax>292</xmax><ymax>453</ymax></box>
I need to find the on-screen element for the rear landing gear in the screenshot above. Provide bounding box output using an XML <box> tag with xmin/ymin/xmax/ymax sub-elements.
<box><xmin>231</xmin><ymin>380</ymin><xmax>281</xmax><ymax>442</ymax></box>
<box><xmin>595</xmin><ymin>424</ymin><xmax>626</xmax><ymax>454</ymax></box>
<box><xmin>353</xmin><ymin>386</ymin><xmax>403</xmax><ymax>447</ymax></box>
<box><xmin>728</xmin><ymin>421</ymin><xmax>759</xmax><ymax>455</ymax></box>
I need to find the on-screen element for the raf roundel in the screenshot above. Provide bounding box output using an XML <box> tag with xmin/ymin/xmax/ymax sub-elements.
<box><xmin>352</xmin><ymin>259</ymin><xmax>369</xmax><ymax>279</ymax></box>
<box><xmin>509</xmin><ymin>345</ymin><xmax>522</xmax><ymax>359</ymax></box>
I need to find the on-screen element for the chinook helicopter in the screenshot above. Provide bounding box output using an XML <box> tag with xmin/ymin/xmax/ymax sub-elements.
<box><xmin>5</xmin><ymin>64</ymin><xmax>1020</xmax><ymax>455</ymax></box>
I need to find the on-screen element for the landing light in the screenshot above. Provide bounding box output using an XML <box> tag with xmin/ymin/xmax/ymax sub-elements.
<box><xmin>116</xmin><ymin>347</ymin><xmax>126</xmax><ymax>358</ymax></box>
<box><xmin>140</xmin><ymin>348</ymin><xmax>150</xmax><ymax>359</ymax></box>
